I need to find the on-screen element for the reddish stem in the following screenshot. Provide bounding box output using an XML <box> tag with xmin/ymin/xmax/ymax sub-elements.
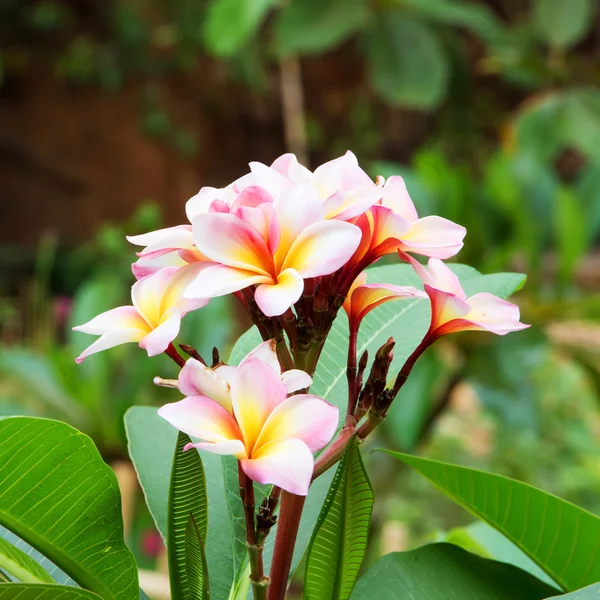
<box><xmin>164</xmin><ymin>343</ymin><xmax>186</xmax><ymax>368</ymax></box>
<box><xmin>268</xmin><ymin>492</ymin><xmax>306</xmax><ymax>600</ymax></box>
<box><xmin>346</xmin><ymin>326</ymin><xmax>358</xmax><ymax>416</ymax></box>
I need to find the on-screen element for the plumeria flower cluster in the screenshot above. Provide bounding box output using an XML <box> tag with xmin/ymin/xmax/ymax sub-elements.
<box><xmin>74</xmin><ymin>150</ymin><xmax>528</xmax><ymax>495</ymax></box>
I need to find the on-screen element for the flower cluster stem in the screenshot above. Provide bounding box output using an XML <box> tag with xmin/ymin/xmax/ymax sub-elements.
<box><xmin>164</xmin><ymin>343</ymin><xmax>186</xmax><ymax>368</ymax></box>
<box><xmin>267</xmin><ymin>491</ymin><xmax>306</xmax><ymax>600</ymax></box>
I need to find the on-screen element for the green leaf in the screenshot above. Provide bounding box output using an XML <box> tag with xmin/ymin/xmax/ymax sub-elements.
<box><xmin>304</xmin><ymin>438</ymin><xmax>374</xmax><ymax>600</ymax></box>
<box><xmin>545</xmin><ymin>583</ymin><xmax>600</xmax><ymax>599</ymax></box>
<box><xmin>168</xmin><ymin>432</ymin><xmax>208</xmax><ymax>600</ymax></box>
<box><xmin>382</xmin><ymin>451</ymin><xmax>600</xmax><ymax>592</ymax></box>
<box><xmin>274</xmin><ymin>0</ymin><xmax>370</xmax><ymax>56</ymax></box>
<box><xmin>0</xmin><ymin>584</ymin><xmax>103</xmax><ymax>599</ymax></box>
<box><xmin>231</xmin><ymin>263</ymin><xmax>526</xmax><ymax>422</ymax></box>
<box><xmin>533</xmin><ymin>0</ymin><xmax>594</xmax><ymax>48</ymax></box>
<box><xmin>0</xmin><ymin>417</ymin><xmax>138</xmax><ymax>600</ymax></box>
<box><xmin>554</xmin><ymin>186</ymin><xmax>588</xmax><ymax>287</ymax></box>
<box><xmin>185</xmin><ymin>515</ymin><xmax>210</xmax><ymax>600</ymax></box>
<box><xmin>125</xmin><ymin>407</ymin><xmax>234</xmax><ymax>600</ymax></box>
<box><xmin>350</xmin><ymin>543</ymin><xmax>558</xmax><ymax>599</ymax></box>
<box><xmin>203</xmin><ymin>0</ymin><xmax>274</xmax><ymax>57</ymax></box>
<box><xmin>0</xmin><ymin>537</ymin><xmax>54</xmax><ymax>583</ymax></box>
<box><xmin>365</xmin><ymin>13</ymin><xmax>449</xmax><ymax>109</ymax></box>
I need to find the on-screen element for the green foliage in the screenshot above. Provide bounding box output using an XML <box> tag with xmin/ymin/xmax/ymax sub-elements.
<box><xmin>0</xmin><ymin>417</ymin><xmax>138</xmax><ymax>600</ymax></box>
<box><xmin>185</xmin><ymin>515</ymin><xmax>210</xmax><ymax>600</ymax></box>
<box><xmin>0</xmin><ymin>537</ymin><xmax>54</xmax><ymax>584</ymax></box>
<box><xmin>532</xmin><ymin>0</ymin><xmax>595</xmax><ymax>48</ymax></box>
<box><xmin>168</xmin><ymin>432</ymin><xmax>209</xmax><ymax>600</ymax></box>
<box><xmin>274</xmin><ymin>0</ymin><xmax>369</xmax><ymax>56</ymax></box>
<box><xmin>383</xmin><ymin>451</ymin><xmax>600</xmax><ymax>592</ymax></box>
<box><xmin>545</xmin><ymin>584</ymin><xmax>600</xmax><ymax>599</ymax></box>
<box><xmin>350</xmin><ymin>543</ymin><xmax>558</xmax><ymax>599</ymax></box>
<box><xmin>365</xmin><ymin>13</ymin><xmax>448</xmax><ymax>109</ymax></box>
<box><xmin>304</xmin><ymin>437</ymin><xmax>374</xmax><ymax>600</ymax></box>
<box><xmin>0</xmin><ymin>585</ymin><xmax>103</xmax><ymax>599</ymax></box>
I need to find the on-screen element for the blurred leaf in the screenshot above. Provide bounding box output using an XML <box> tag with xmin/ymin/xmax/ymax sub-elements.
<box><xmin>203</xmin><ymin>0</ymin><xmax>274</xmax><ymax>57</ymax></box>
<box><xmin>231</xmin><ymin>264</ymin><xmax>526</xmax><ymax>423</ymax></box>
<box><xmin>441</xmin><ymin>521</ymin><xmax>558</xmax><ymax>588</ymax></box>
<box><xmin>561</xmin><ymin>89</ymin><xmax>600</xmax><ymax>165</ymax></box>
<box><xmin>533</xmin><ymin>0</ymin><xmax>594</xmax><ymax>48</ymax></box>
<box><xmin>185</xmin><ymin>514</ymin><xmax>210</xmax><ymax>600</ymax></box>
<box><xmin>383</xmin><ymin>451</ymin><xmax>600</xmax><ymax>591</ymax></box>
<box><xmin>125</xmin><ymin>407</ymin><xmax>234</xmax><ymax>600</ymax></box>
<box><xmin>0</xmin><ymin>537</ymin><xmax>54</xmax><ymax>584</ymax></box>
<box><xmin>545</xmin><ymin>584</ymin><xmax>600</xmax><ymax>599</ymax></box>
<box><xmin>168</xmin><ymin>432</ymin><xmax>208</xmax><ymax>600</ymax></box>
<box><xmin>350</xmin><ymin>543</ymin><xmax>558</xmax><ymax>599</ymax></box>
<box><xmin>575</xmin><ymin>164</ymin><xmax>600</xmax><ymax>244</ymax></box>
<box><xmin>274</xmin><ymin>0</ymin><xmax>369</xmax><ymax>56</ymax></box>
<box><xmin>0</xmin><ymin>417</ymin><xmax>139</xmax><ymax>600</ymax></box>
<box><xmin>554</xmin><ymin>186</ymin><xmax>588</xmax><ymax>287</ymax></box>
<box><xmin>365</xmin><ymin>13</ymin><xmax>449</xmax><ymax>109</ymax></box>
<box><xmin>304</xmin><ymin>438</ymin><xmax>374</xmax><ymax>600</ymax></box>
<box><xmin>0</xmin><ymin>585</ymin><xmax>102</xmax><ymax>599</ymax></box>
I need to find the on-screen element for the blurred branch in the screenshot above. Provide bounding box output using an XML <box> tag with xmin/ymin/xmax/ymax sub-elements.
<box><xmin>279</xmin><ymin>55</ymin><xmax>308</xmax><ymax>165</ymax></box>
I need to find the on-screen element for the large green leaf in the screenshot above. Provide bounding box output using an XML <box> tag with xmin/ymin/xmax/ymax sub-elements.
<box><xmin>304</xmin><ymin>438</ymin><xmax>373</xmax><ymax>600</ymax></box>
<box><xmin>350</xmin><ymin>543</ymin><xmax>558</xmax><ymax>599</ymax></box>
<box><xmin>203</xmin><ymin>0</ymin><xmax>274</xmax><ymax>57</ymax></box>
<box><xmin>274</xmin><ymin>0</ymin><xmax>370</xmax><ymax>56</ymax></box>
<box><xmin>0</xmin><ymin>417</ymin><xmax>138</xmax><ymax>600</ymax></box>
<box><xmin>383</xmin><ymin>451</ymin><xmax>600</xmax><ymax>592</ymax></box>
<box><xmin>0</xmin><ymin>537</ymin><xmax>53</xmax><ymax>584</ymax></box>
<box><xmin>0</xmin><ymin>584</ymin><xmax>103</xmax><ymax>599</ymax></box>
<box><xmin>125</xmin><ymin>407</ymin><xmax>233</xmax><ymax>600</ymax></box>
<box><xmin>168</xmin><ymin>432</ymin><xmax>208</xmax><ymax>600</ymax></box>
<box><xmin>546</xmin><ymin>584</ymin><xmax>600</xmax><ymax>599</ymax></box>
<box><xmin>533</xmin><ymin>0</ymin><xmax>594</xmax><ymax>48</ymax></box>
<box><xmin>365</xmin><ymin>13</ymin><xmax>448</xmax><ymax>109</ymax></box>
<box><xmin>185</xmin><ymin>515</ymin><xmax>209</xmax><ymax>600</ymax></box>
<box><xmin>231</xmin><ymin>263</ymin><xmax>526</xmax><ymax>419</ymax></box>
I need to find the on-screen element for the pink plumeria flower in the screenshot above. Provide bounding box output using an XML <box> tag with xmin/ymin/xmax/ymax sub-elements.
<box><xmin>158</xmin><ymin>356</ymin><xmax>338</xmax><ymax>495</ymax></box>
<box><xmin>73</xmin><ymin>266</ymin><xmax>208</xmax><ymax>363</ymax></box>
<box><xmin>343</xmin><ymin>272</ymin><xmax>426</xmax><ymax>332</ymax></box>
<box><xmin>175</xmin><ymin>340</ymin><xmax>313</xmax><ymax>412</ymax></box>
<box><xmin>408</xmin><ymin>256</ymin><xmax>529</xmax><ymax>338</ymax></box>
<box><xmin>185</xmin><ymin>182</ymin><xmax>362</xmax><ymax>317</ymax></box>
<box><xmin>251</xmin><ymin>151</ymin><xmax>381</xmax><ymax>221</ymax></box>
<box><xmin>378</xmin><ymin>176</ymin><xmax>466</xmax><ymax>259</ymax></box>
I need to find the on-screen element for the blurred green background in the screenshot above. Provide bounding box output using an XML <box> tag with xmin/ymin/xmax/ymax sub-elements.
<box><xmin>1</xmin><ymin>0</ymin><xmax>600</xmax><ymax>597</ymax></box>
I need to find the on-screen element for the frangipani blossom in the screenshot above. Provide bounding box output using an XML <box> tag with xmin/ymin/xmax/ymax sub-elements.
<box><xmin>343</xmin><ymin>272</ymin><xmax>426</xmax><ymax>332</ymax></box>
<box><xmin>158</xmin><ymin>357</ymin><xmax>338</xmax><ymax>495</ymax></box>
<box><xmin>185</xmin><ymin>183</ymin><xmax>362</xmax><ymax>316</ymax></box>
<box><xmin>176</xmin><ymin>340</ymin><xmax>313</xmax><ymax>412</ymax></box>
<box><xmin>73</xmin><ymin>266</ymin><xmax>208</xmax><ymax>362</ymax></box>
<box><xmin>378</xmin><ymin>176</ymin><xmax>466</xmax><ymax>260</ymax></box>
<box><xmin>409</xmin><ymin>256</ymin><xmax>529</xmax><ymax>338</ymax></box>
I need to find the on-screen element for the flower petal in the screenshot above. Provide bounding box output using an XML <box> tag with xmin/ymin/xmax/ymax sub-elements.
<box><xmin>462</xmin><ymin>293</ymin><xmax>530</xmax><ymax>335</ymax></box>
<box><xmin>281</xmin><ymin>369</ymin><xmax>313</xmax><ymax>393</ymax></box>
<box><xmin>131</xmin><ymin>267</ymin><xmax>179</xmax><ymax>327</ymax></box>
<box><xmin>74</xmin><ymin>328</ymin><xmax>146</xmax><ymax>363</ymax></box>
<box><xmin>179</xmin><ymin>358</ymin><xmax>232</xmax><ymax>411</ymax></box>
<box><xmin>184</xmin><ymin>440</ymin><xmax>246</xmax><ymax>458</ymax></box>
<box><xmin>231</xmin><ymin>185</ymin><xmax>274</xmax><ymax>211</ymax></box>
<box><xmin>249</xmin><ymin>161</ymin><xmax>292</xmax><ymax>197</ymax></box>
<box><xmin>313</xmin><ymin>151</ymin><xmax>373</xmax><ymax>199</ymax></box>
<box><xmin>239</xmin><ymin>340</ymin><xmax>281</xmax><ymax>375</ymax></box>
<box><xmin>192</xmin><ymin>212</ymin><xmax>273</xmax><ymax>275</ymax></box>
<box><xmin>380</xmin><ymin>175</ymin><xmax>419</xmax><ymax>222</ymax></box>
<box><xmin>400</xmin><ymin>216</ymin><xmax>466</xmax><ymax>259</ymax></box>
<box><xmin>241</xmin><ymin>438</ymin><xmax>314</xmax><ymax>495</ymax></box>
<box><xmin>409</xmin><ymin>257</ymin><xmax>466</xmax><ymax>300</ymax></box>
<box><xmin>231</xmin><ymin>357</ymin><xmax>287</xmax><ymax>452</ymax></box>
<box><xmin>158</xmin><ymin>395</ymin><xmax>243</xmax><ymax>445</ymax></box>
<box><xmin>255</xmin><ymin>268</ymin><xmax>304</xmax><ymax>316</ymax></box>
<box><xmin>424</xmin><ymin>285</ymin><xmax>471</xmax><ymax>333</ymax></box>
<box><xmin>254</xmin><ymin>394</ymin><xmax>338</xmax><ymax>454</ymax></box>
<box><xmin>161</xmin><ymin>263</ymin><xmax>210</xmax><ymax>316</ymax></box>
<box><xmin>326</xmin><ymin>187</ymin><xmax>382</xmax><ymax>221</ymax></box>
<box><xmin>127</xmin><ymin>225</ymin><xmax>194</xmax><ymax>256</ymax></box>
<box><xmin>283</xmin><ymin>220</ymin><xmax>362</xmax><ymax>278</ymax></box>
<box><xmin>184</xmin><ymin>264</ymin><xmax>271</xmax><ymax>299</ymax></box>
<box><xmin>139</xmin><ymin>308</ymin><xmax>181</xmax><ymax>356</ymax></box>
<box><xmin>343</xmin><ymin>272</ymin><xmax>369</xmax><ymax>317</ymax></box>
<box><xmin>270</xmin><ymin>153</ymin><xmax>312</xmax><ymax>183</ymax></box>
<box><xmin>73</xmin><ymin>306</ymin><xmax>148</xmax><ymax>335</ymax></box>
